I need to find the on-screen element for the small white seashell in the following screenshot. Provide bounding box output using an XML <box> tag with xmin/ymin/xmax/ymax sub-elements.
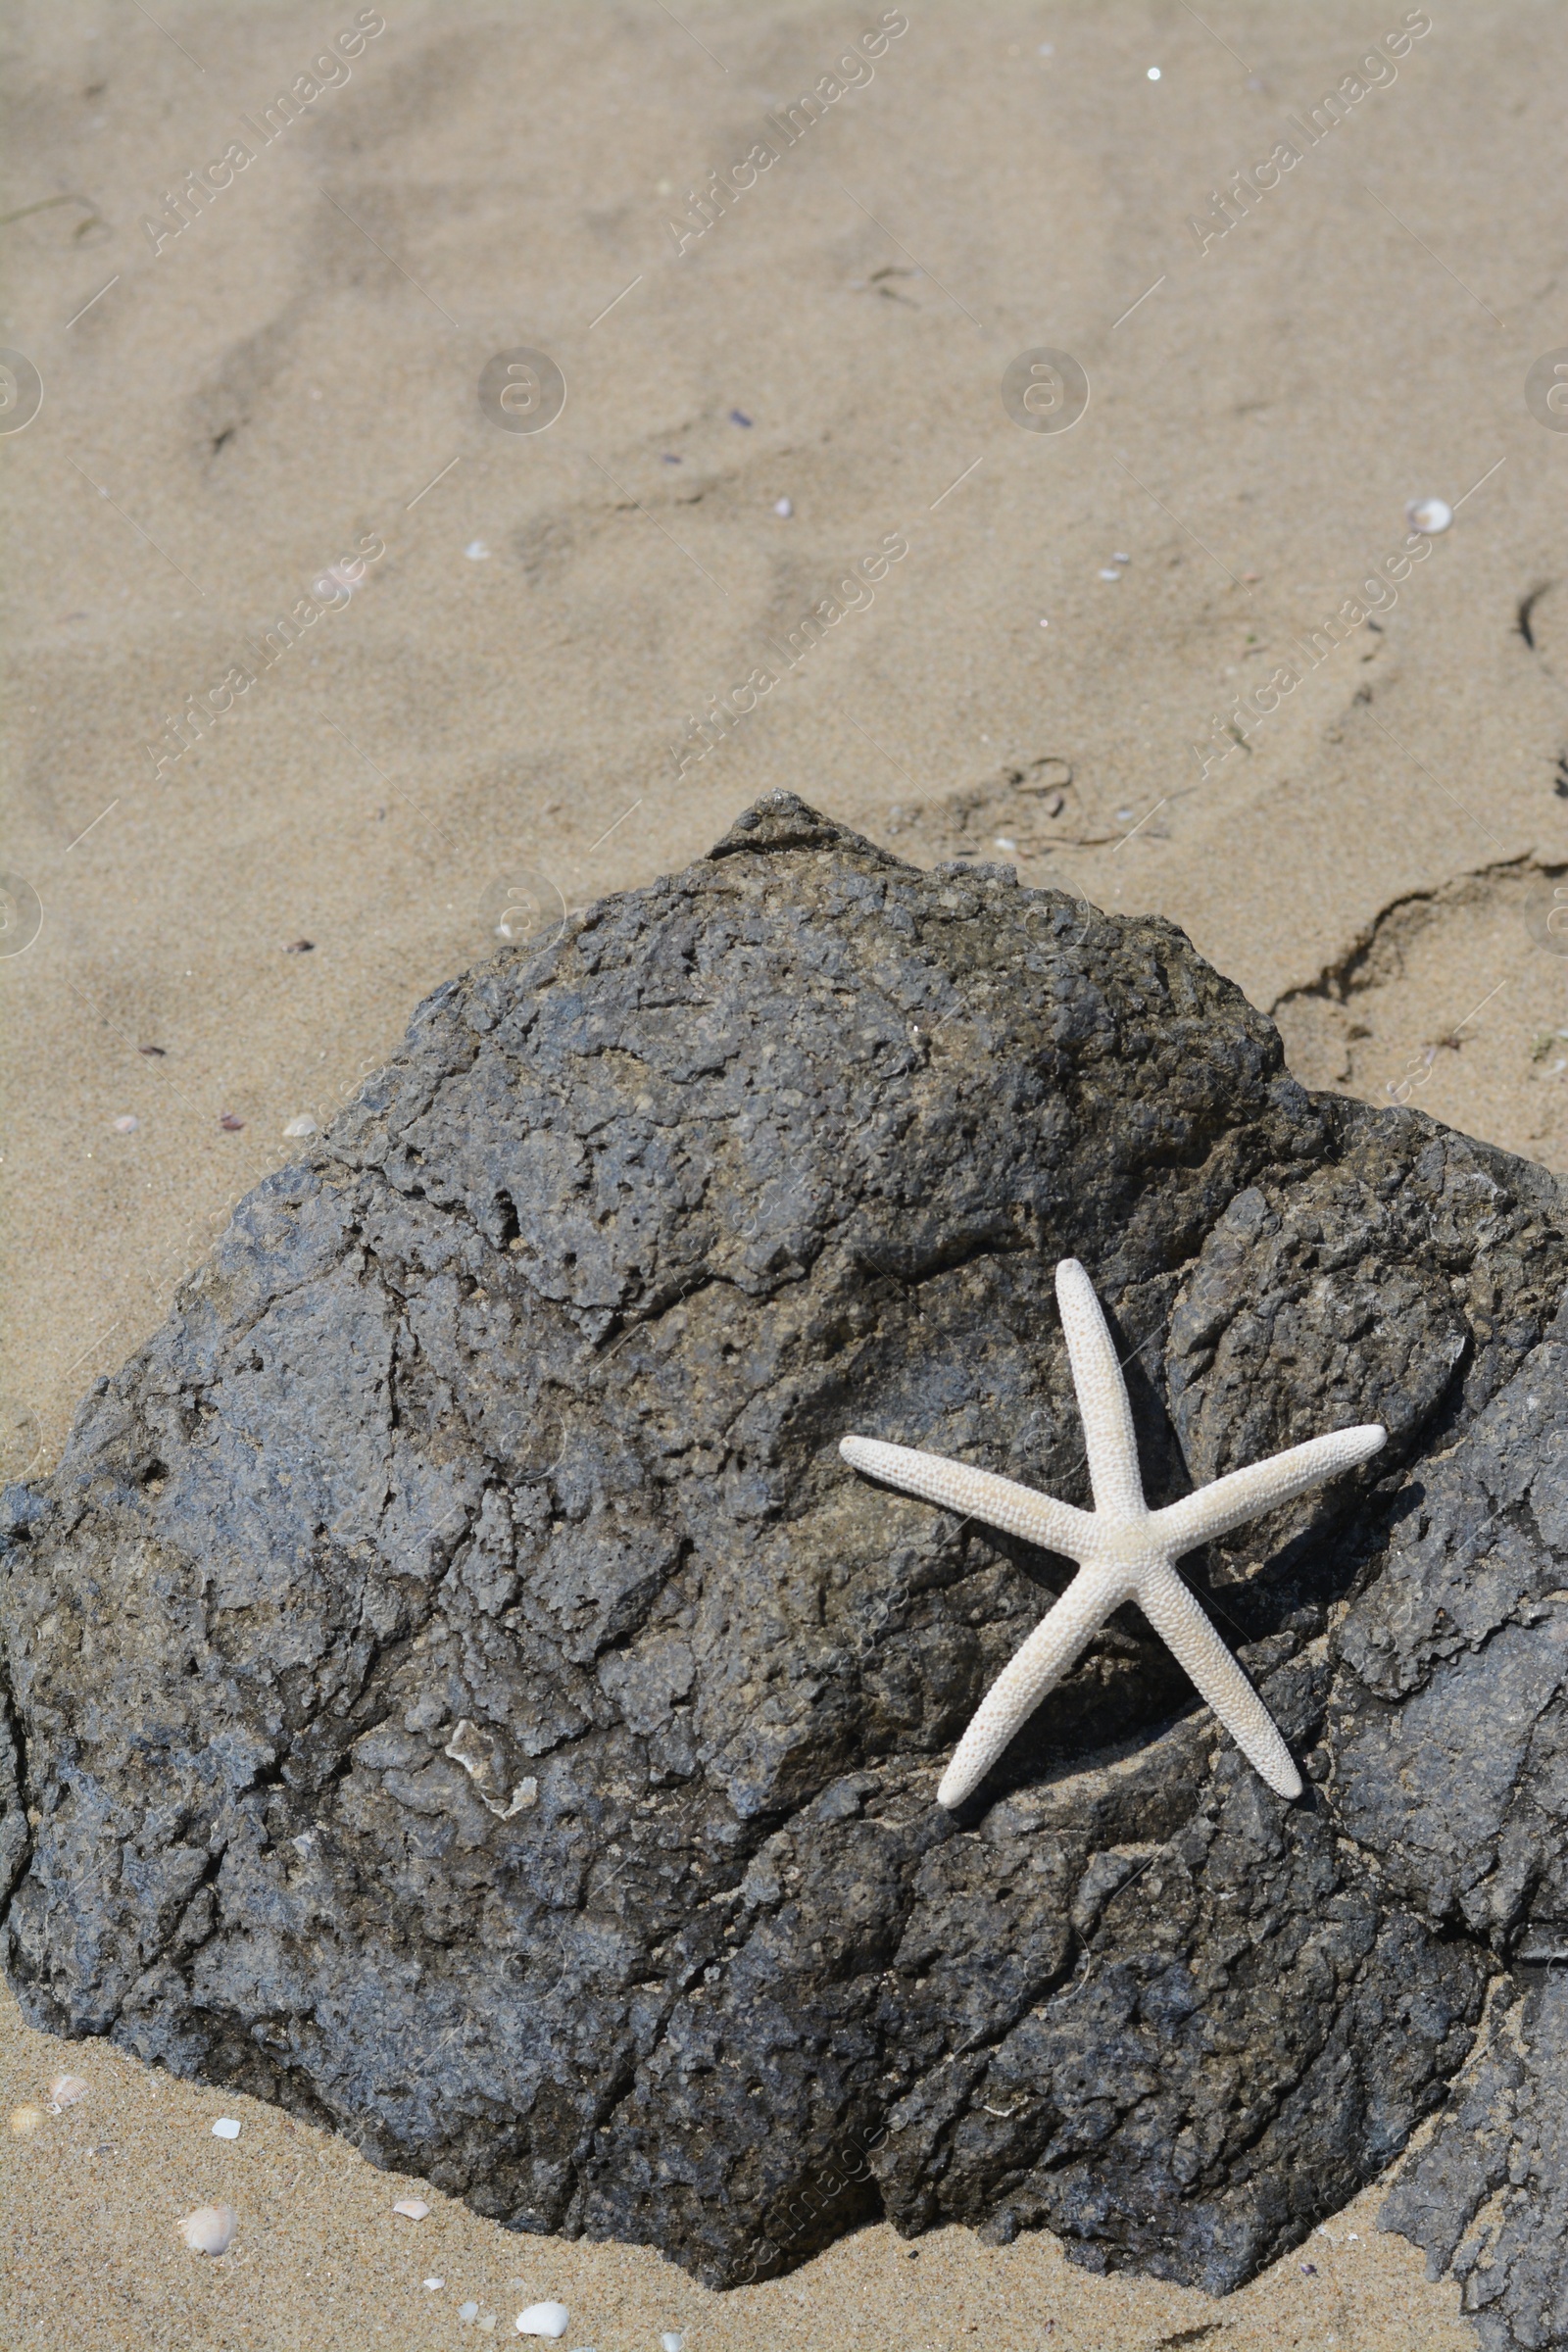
<box><xmin>50</xmin><ymin>2076</ymin><xmax>89</xmax><ymax>2106</ymax></box>
<box><xmin>114</xmin><ymin>1115</ymin><xmax>139</xmax><ymax>1134</ymax></box>
<box><xmin>211</xmin><ymin>2117</ymin><xmax>241</xmax><ymax>2139</ymax></box>
<box><xmin>466</xmin><ymin>540</ymin><xmax>491</xmax><ymax>561</ymax></box>
<box><xmin>282</xmin><ymin>1114</ymin><xmax>317</xmax><ymax>1139</ymax></box>
<box><xmin>445</xmin><ymin>1721</ymin><xmax>539</xmax><ymax>1816</ymax></box>
<box><xmin>1112</xmin><ymin>551</ymin><xmax>1131</xmax><ymax>564</ymax></box>
<box><xmin>460</xmin><ymin>2305</ymin><xmax>480</xmax><ymax>2325</ymax></box>
<box><xmin>1039</xmin><ymin>616</ymin><xmax>1050</xmax><ymax>626</ymax></box>
<box><xmin>516</xmin><ymin>2305</ymin><xmax>569</xmax><ymax>2338</ymax></box>
<box><xmin>1405</xmin><ymin>496</ymin><xmax>1451</xmax><ymax>535</ymax></box>
<box><xmin>10</xmin><ymin>2104</ymin><xmax>44</xmax><ymax>2136</ymax></box>
<box><xmin>478</xmin><ymin>2322</ymin><xmax>497</xmax><ymax>2336</ymax></box>
<box><xmin>424</xmin><ymin>2276</ymin><xmax>445</xmax><ymax>2288</ymax></box>
<box><xmin>1098</xmin><ymin>567</ymin><xmax>1121</xmax><ymax>581</ymax></box>
<box><xmin>393</xmin><ymin>2197</ymin><xmax>430</xmax><ymax>2219</ymax></box>
<box><xmin>773</xmin><ymin>497</ymin><xmax>793</xmax><ymax>517</ymax></box>
<box><xmin>993</xmin><ymin>838</ymin><xmax>1018</xmax><ymax>853</ymax></box>
<box><xmin>662</xmin><ymin>2334</ymin><xmax>686</xmax><ymax>2351</ymax></box>
<box><xmin>178</xmin><ymin>2204</ymin><xmax>237</xmax><ymax>2255</ymax></box>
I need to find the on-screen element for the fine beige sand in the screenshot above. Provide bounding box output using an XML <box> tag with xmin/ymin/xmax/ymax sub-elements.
<box><xmin>3</xmin><ymin>2</ymin><xmax>1565</xmax><ymax>2343</ymax></box>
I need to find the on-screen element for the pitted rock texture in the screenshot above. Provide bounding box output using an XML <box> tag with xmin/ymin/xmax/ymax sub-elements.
<box><xmin>2</xmin><ymin>795</ymin><xmax>1566</xmax><ymax>2336</ymax></box>
<box><xmin>1383</xmin><ymin>1969</ymin><xmax>1568</xmax><ymax>2352</ymax></box>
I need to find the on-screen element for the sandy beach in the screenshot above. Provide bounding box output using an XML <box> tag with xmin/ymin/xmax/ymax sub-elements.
<box><xmin>3</xmin><ymin>1</ymin><xmax>1565</xmax><ymax>2342</ymax></box>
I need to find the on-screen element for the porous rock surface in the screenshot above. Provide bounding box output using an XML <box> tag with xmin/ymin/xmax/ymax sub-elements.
<box><xmin>3</xmin><ymin>796</ymin><xmax>1566</xmax><ymax>2339</ymax></box>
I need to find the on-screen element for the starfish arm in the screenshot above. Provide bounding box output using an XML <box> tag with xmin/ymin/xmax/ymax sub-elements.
<box><xmin>839</xmin><ymin>1436</ymin><xmax>1096</xmax><ymax>1559</ymax></box>
<box><xmin>936</xmin><ymin>1564</ymin><xmax>1120</xmax><ymax>1808</ymax></box>
<box><xmin>1151</xmin><ymin>1424</ymin><xmax>1387</xmax><ymax>1554</ymax></box>
<box><xmin>1054</xmin><ymin>1258</ymin><xmax>1146</xmax><ymax>1518</ymax></box>
<box><xmin>1136</xmin><ymin>1565</ymin><xmax>1302</xmax><ymax>1798</ymax></box>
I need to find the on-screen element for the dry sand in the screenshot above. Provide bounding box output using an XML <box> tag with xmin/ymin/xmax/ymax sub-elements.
<box><xmin>3</xmin><ymin>1</ymin><xmax>1565</xmax><ymax>2342</ymax></box>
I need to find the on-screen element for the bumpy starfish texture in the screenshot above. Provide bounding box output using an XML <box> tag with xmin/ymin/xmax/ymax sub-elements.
<box><xmin>843</xmin><ymin>1258</ymin><xmax>1386</xmax><ymax>1808</ymax></box>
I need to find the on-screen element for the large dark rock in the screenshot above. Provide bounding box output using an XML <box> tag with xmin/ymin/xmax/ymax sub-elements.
<box><xmin>3</xmin><ymin>794</ymin><xmax>1566</xmax><ymax>2336</ymax></box>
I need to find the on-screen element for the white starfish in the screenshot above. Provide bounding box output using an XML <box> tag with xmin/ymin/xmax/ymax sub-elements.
<box><xmin>842</xmin><ymin>1257</ymin><xmax>1386</xmax><ymax>1807</ymax></box>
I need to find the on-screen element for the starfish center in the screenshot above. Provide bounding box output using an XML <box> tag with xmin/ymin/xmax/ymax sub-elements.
<box><xmin>841</xmin><ymin>1254</ymin><xmax>1387</xmax><ymax>1806</ymax></box>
